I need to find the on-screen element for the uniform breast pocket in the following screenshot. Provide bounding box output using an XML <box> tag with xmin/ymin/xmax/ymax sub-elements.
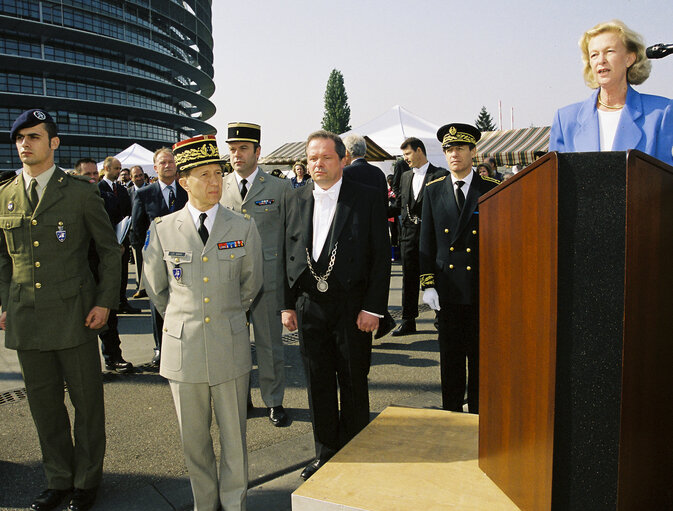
<box><xmin>218</xmin><ymin>247</ymin><xmax>246</xmax><ymax>281</ymax></box>
<box><xmin>0</xmin><ymin>215</ymin><xmax>23</xmax><ymax>254</ymax></box>
<box><xmin>163</xmin><ymin>250</ymin><xmax>193</xmax><ymax>286</ymax></box>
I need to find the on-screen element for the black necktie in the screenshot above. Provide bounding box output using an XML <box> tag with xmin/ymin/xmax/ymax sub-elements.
<box><xmin>198</xmin><ymin>213</ymin><xmax>209</xmax><ymax>245</ymax></box>
<box><xmin>29</xmin><ymin>178</ymin><xmax>39</xmax><ymax>211</ymax></box>
<box><xmin>455</xmin><ymin>180</ymin><xmax>465</xmax><ymax>211</ymax></box>
<box><xmin>240</xmin><ymin>179</ymin><xmax>248</xmax><ymax>200</ymax></box>
<box><xmin>112</xmin><ymin>182</ymin><xmax>118</xmax><ymax>196</ymax></box>
<box><xmin>168</xmin><ymin>186</ymin><xmax>176</xmax><ymax>212</ymax></box>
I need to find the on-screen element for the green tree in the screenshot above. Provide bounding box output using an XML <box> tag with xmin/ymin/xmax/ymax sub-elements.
<box><xmin>321</xmin><ymin>69</ymin><xmax>351</xmax><ymax>134</ymax></box>
<box><xmin>475</xmin><ymin>106</ymin><xmax>496</xmax><ymax>132</ymax></box>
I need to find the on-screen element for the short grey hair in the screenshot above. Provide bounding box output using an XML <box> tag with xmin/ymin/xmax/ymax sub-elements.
<box><xmin>343</xmin><ymin>134</ymin><xmax>367</xmax><ymax>158</ymax></box>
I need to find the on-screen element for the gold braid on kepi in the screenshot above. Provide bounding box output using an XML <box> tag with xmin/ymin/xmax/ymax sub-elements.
<box><xmin>436</xmin><ymin>123</ymin><xmax>481</xmax><ymax>148</ymax></box>
<box><xmin>420</xmin><ymin>273</ymin><xmax>435</xmax><ymax>290</ymax></box>
<box><xmin>172</xmin><ymin>135</ymin><xmax>221</xmax><ymax>174</ymax></box>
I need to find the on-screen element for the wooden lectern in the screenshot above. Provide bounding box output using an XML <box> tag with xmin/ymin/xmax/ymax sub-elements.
<box><xmin>477</xmin><ymin>151</ymin><xmax>673</xmax><ymax>510</ymax></box>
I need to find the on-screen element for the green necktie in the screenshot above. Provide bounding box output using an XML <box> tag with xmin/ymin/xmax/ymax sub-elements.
<box><xmin>29</xmin><ymin>178</ymin><xmax>39</xmax><ymax>211</ymax></box>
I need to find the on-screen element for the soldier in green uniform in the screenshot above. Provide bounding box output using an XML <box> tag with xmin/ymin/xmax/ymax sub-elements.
<box><xmin>0</xmin><ymin>109</ymin><xmax>121</xmax><ymax>511</ymax></box>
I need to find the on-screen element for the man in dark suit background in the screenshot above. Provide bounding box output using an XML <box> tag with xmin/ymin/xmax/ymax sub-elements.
<box><xmin>390</xmin><ymin>137</ymin><xmax>445</xmax><ymax>336</ymax></box>
<box><xmin>420</xmin><ymin>123</ymin><xmax>500</xmax><ymax>414</ymax></box>
<box><xmin>281</xmin><ymin>131</ymin><xmax>390</xmax><ymax>480</ymax></box>
<box><xmin>342</xmin><ymin>133</ymin><xmax>396</xmax><ymax>339</ymax></box>
<box><xmin>100</xmin><ymin>156</ymin><xmax>138</xmax><ymax>315</ymax></box>
<box><xmin>127</xmin><ymin>165</ymin><xmax>147</xmax><ymax>298</ymax></box>
<box><xmin>131</xmin><ymin>148</ymin><xmax>187</xmax><ymax>364</ymax></box>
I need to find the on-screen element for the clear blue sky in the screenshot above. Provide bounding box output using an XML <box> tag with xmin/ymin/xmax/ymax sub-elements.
<box><xmin>209</xmin><ymin>0</ymin><xmax>673</xmax><ymax>155</ymax></box>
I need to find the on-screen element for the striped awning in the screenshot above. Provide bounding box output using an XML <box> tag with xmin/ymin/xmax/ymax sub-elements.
<box><xmin>260</xmin><ymin>136</ymin><xmax>393</xmax><ymax>165</ymax></box>
<box><xmin>475</xmin><ymin>126</ymin><xmax>550</xmax><ymax>167</ymax></box>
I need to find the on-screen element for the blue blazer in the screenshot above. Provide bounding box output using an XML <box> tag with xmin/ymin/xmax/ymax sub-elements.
<box><xmin>131</xmin><ymin>181</ymin><xmax>187</xmax><ymax>247</ymax></box>
<box><xmin>549</xmin><ymin>85</ymin><xmax>673</xmax><ymax>166</ymax></box>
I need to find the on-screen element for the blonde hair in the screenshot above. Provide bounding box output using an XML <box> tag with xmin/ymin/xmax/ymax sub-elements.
<box><xmin>579</xmin><ymin>19</ymin><xmax>651</xmax><ymax>88</ymax></box>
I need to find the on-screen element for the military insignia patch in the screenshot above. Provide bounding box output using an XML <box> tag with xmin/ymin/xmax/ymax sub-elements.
<box><xmin>255</xmin><ymin>199</ymin><xmax>274</xmax><ymax>206</ymax></box>
<box><xmin>144</xmin><ymin>230</ymin><xmax>150</xmax><ymax>249</ymax></box>
<box><xmin>7</xmin><ymin>201</ymin><xmax>14</xmax><ymax>211</ymax></box>
<box><xmin>218</xmin><ymin>240</ymin><xmax>245</xmax><ymax>250</ymax></box>
<box><xmin>56</xmin><ymin>221</ymin><xmax>66</xmax><ymax>242</ymax></box>
<box><xmin>172</xmin><ymin>267</ymin><xmax>183</xmax><ymax>282</ymax></box>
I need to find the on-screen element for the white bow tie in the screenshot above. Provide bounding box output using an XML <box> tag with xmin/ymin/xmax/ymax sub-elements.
<box><xmin>313</xmin><ymin>186</ymin><xmax>339</xmax><ymax>201</ymax></box>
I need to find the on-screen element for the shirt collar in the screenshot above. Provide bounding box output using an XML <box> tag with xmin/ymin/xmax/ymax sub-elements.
<box><xmin>159</xmin><ymin>179</ymin><xmax>175</xmax><ymax>192</ymax></box>
<box><xmin>412</xmin><ymin>161</ymin><xmax>430</xmax><ymax>175</ymax></box>
<box><xmin>235</xmin><ymin>168</ymin><xmax>258</xmax><ymax>187</ymax></box>
<box><xmin>186</xmin><ymin>202</ymin><xmax>218</xmax><ymax>227</ymax></box>
<box><xmin>102</xmin><ymin>176</ymin><xmax>115</xmax><ymax>189</ymax></box>
<box><xmin>23</xmin><ymin>164</ymin><xmax>56</xmax><ymax>191</ymax></box>
<box><xmin>313</xmin><ymin>178</ymin><xmax>342</xmax><ymax>200</ymax></box>
<box><xmin>451</xmin><ymin>170</ymin><xmax>474</xmax><ymax>188</ymax></box>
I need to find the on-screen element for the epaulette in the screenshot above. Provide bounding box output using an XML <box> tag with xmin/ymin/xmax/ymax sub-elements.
<box><xmin>69</xmin><ymin>174</ymin><xmax>93</xmax><ymax>183</ymax></box>
<box><xmin>0</xmin><ymin>170</ymin><xmax>17</xmax><ymax>186</ymax></box>
<box><xmin>426</xmin><ymin>175</ymin><xmax>448</xmax><ymax>186</ymax></box>
<box><xmin>480</xmin><ymin>174</ymin><xmax>501</xmax><ymax>184</ymax></box>
<box><xmin>154</xmin><ymin>216</ymin><xmax>163</xmax><ymax>224</ymax></box>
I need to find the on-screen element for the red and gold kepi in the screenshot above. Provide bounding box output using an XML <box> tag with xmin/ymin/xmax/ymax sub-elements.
<box><xmin>437</xmin><ymin>123</ymin><xmax>481</xmax><ymax>148</ymax></box>
<box><xmin>226</xmin><ymin>122</ymin><xmax>261</xmax><ymax>144</ymax></box>
<box><xmin>172</xmin><ymin>135</ymin><xmax>220</xmax><ymax>174</ymax></box>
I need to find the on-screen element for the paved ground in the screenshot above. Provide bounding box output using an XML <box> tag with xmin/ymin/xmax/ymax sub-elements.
<box><xmin>0</xmin><ymin>263</ymin><xmax>445</xmax><ymax>510</ymax></box>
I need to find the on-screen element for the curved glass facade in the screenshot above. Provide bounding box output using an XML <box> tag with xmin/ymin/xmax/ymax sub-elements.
<box><xmin>0</xmin><ymin>0</ymin><xmax>215</xmax><ymax>170</ymax></box>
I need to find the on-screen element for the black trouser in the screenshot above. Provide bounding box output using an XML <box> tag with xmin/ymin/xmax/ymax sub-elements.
<box><xmin>99</xmin><ymin>309</ymin><xmax>122</xmax><ymax>364</ymax></box>
<box><xmin>150</xmin><ymin>301</ymin><xmax>164</xmax><ymax>351</ymax></box>
<box><xmin>437</xmin><ymin>303</ymin><xmax>479</xmax><ymax>413</ymax></box>
<box><xmin>296</xmin><ymin>291</ymin><xmax>372</xmax><ymax>460</ymax></box>
<box><xmin>399</xmin><ymin>230</ymin><xmax>420</xmax><ymax>321</ymax></box>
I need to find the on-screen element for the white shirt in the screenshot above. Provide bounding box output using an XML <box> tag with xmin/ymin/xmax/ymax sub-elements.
<box><xmin>23</xmin><ymin>165</ymin><xmax>56</xmax><ymax>201</ymax></box>
<box><xmin>159</xmin><ymin>180</ymin><xmax>177</xmax><ymax>209</ymax></box>
<box><xmin>235</xmin><ymin>168</ymin><xmax>258</xmax><ymax>196</ymax></box>
<box><xmin>451</xmin><ymin>170</ymin><xmax>474</xmax><ymax>204</ymax></box>
<box><xmin>597</xmin><ymin>108</ymin><xmax>622</xmax><ymax>151</ymax></box>
<box><xmin>411</xmin><ymin>162</ymin><xmax>430</xmax><ymax>199</ymax></box>
<box><xmin>102</xmin><ymin>176</ymin><xmax>116</xmax><ymax>191</ymax></box>
<box><xmin>312</xmin><ymin>179</ymin><xmax>342</xmax><ymax>261</ymax></box>
<box><xmin>186</xmin><ymin>202</ymin><xmax>217</xmax><ymax>235</ymax></box>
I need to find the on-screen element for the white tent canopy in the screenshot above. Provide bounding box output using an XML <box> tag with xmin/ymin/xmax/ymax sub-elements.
<box><xmin>98</xmin><ymin>143</ymin><xmax>157</xmax><ymax>177</ymax></box>
<box><xmin>341</xmin><ymin>105</ymin><xmax>446</xmax><ymax>168</ymax></box>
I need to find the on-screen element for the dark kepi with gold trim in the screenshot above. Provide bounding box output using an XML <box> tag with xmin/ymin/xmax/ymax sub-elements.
<box><xmin>437</xmin><ymin>123</ymin><xmax>481</xmax><ymax>148</ymax></box>
<box><xmin>172</xmin><ymin>135</ymin><xmax>221</xmax><ymax>175</ymax></box>
<box><xmin>226</xmin><ymin>122</ymin><xmax>261</xmax><ymax>144</ymax></box>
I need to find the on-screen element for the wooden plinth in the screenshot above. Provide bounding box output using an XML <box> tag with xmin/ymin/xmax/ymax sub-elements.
<box><xmin>292</xmin><ymin>406</ymin><xmax>520</xmax><ymax>511</ymax></box>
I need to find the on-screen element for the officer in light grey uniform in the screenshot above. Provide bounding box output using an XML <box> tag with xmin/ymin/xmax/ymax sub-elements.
<box><xmin>143</xmin><ymin>134</ymin><xmax>262</xmax><ymax>511</ymax></box>
<box><xmin>220</xmin><ymin>122</ymin><xmax>291</xmax><ymax>427</ymax></box>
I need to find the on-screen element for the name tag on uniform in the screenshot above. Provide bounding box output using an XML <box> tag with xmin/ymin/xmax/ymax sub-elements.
<box><xmin>218</xmin><ymin>240</ymin><xmax>245</xmax><ymax>250</ymax></box>
<box><xmin>255</xmin><ymin>199</ymin><xmax>274</xmax><ymax>206</ymax></box>
<box><xmin>168</xmin><ymin>251</ymin><xmax>186</xmax><ymax>257</ymax></box>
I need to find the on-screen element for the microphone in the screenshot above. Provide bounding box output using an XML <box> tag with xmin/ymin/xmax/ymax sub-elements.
<box><xmin>646</xmin><ymin>43</ymin><xmax>673</xmax><ymax>59</ymax></box>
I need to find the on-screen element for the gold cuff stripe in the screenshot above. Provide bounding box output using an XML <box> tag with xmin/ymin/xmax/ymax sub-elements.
<box><xmin>420</xmin><ymin>274</ymin><xmax>435</xmax><ymax>289</ymax></box>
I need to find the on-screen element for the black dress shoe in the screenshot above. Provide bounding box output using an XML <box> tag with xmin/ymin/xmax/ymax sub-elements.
<box><xmin>30</xmin><ymin>488</ymin><xmax>71</xmax><ymax>511</ymax></box>
<box><xmin>374</xmin><ymin>312</ymin><xmax>396</xmax><ymax>340</ymax></box>
<box><xmin>150</xmin><ymin>349</ymin><xmax>161</xmax><ymax>366</ymax></box>
<box><xmin>68</xmin><ymin>487</ymin><xmax>97</xmax><ymax>511</ymax></box>
<box><xmin>105</xmin><ymin>359</ymin><xmax>134</xmax><ymax>373</ymax></box>
<box><xmin>300</xmin><ymin>458</ymin><xmax>326</xmax><ymax>480</ymax></box>
<box><xmin>391</xmin><ymin>320</ymin><xmax>416</xmax><ymax>336</ymax></box>
<box><xmin>118</xmin><ymin>302</ymin><xmax>141</xmax><ymax>314</ymax></box>
<box><xmin>132</xmin><ymin>289</ymin><xmax>147</xmax><ymax>299</ymax></box>
<box><xmin>268</xmin><ymin>405</ymin><xmax>289</xmax><ymax>427</ymax></box>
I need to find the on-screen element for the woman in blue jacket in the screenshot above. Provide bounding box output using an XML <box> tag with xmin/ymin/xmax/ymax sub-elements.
<box><xmin>549</xmin><ymin>20</ymin><xmax>673</xmax><ymax>166</ymax></box>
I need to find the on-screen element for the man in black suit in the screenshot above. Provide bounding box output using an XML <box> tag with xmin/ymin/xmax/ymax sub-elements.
<box><xmin>281</xmin><ymin>130</ymin><xmax>390</xmax><ymax>480</ymax></box>
<box><xmin>391</xmin><ymin>137</ymin><xmax>446</xmax><ymax>336</ymax></box>
<box><xmin>131</xmin><ymin>148</ymin><xmax>188</xmax><ymax>364</ymax></box>
<box><xmin>128</xmin><ymin>165</ymin><xmax>147</xmax><ymax>298</ymax></box>
<box><xmin>100</xmin><ymin>156</ymin><xmax>138</xmax><ymax>315</ymax></box>
<box><xmin>342</xmin><ymin>134</ymin><xmax>396</xmax><ymax>339</ymax></box>
<box><xmin>420</xmin><ymin>123</ymin><xmax>500</xmax><ymax>414</ymax></box>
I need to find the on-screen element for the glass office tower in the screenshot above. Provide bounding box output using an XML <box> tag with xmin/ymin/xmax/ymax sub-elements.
<box><xmin>0</xmin><ymin>0</ymin><xmax>216</xmax><ymax>170</ymax></box>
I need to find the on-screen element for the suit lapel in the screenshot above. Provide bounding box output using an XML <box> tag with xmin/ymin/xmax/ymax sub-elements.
<box><xmin>34</xmin><ymin>168</ymin><xmax>67</xmax><ymax>217</ymax></box>
<box><xmin>453</xmin><ymin>173</ymin><xmax>480</xmax><ymax>242</ymax></box>
<box><xmin>327</xmin><ymin>180</ymin><xmax>355</xmax><ymax>253</ymax></box>
<box><xmin>613</xmin><ymin>85</ymin><xmax>643</xmax><ymax>151</ymax></box>
<box><xmin>439</xmin><ymin>176</ymin><xmax>461</xmax><ymax>234</ymax></box>
<box><xmin>222</xmin><ymin>173</ymin><xmax>243</xmax><ymax>210</ymax></box>
<box><xmin>243</xmin><ymin>171</ymin><xmax>265</xmax><ymax>205</ymax></box>
<box><xmin>205</xmin><ymin>205</ymin><xmax>233</xmax><ymax>253</ymax></box>
<box><xmin>298</xmin><ymin>184</ymin><xmax>313</xmax><ymax>251</ymax></box>
<box><xmin>574</xmin><ymin>89</ymin><xmax>601</xmax><ymax>151</ymax></box>
<box><xmin>174</xmin><ymin>207</ymin><xmax>204</xmax><ymax>253</ymax></box>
